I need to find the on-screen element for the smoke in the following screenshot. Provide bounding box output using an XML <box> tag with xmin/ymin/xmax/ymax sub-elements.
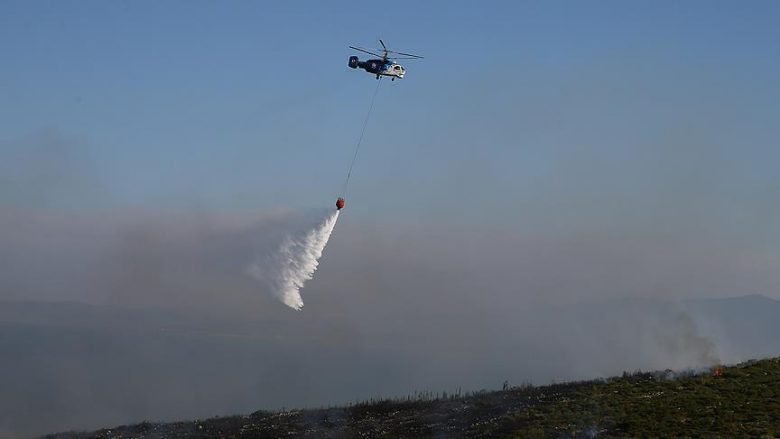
<box><xmin>654</xmin><ymin>311</ymin><xmax>721</xmax><ymax>367</ymax></box>
<box><xmin>247</xmin><ymin>210</ymin><xmax>340</xmax><ymax>310</ymax></box>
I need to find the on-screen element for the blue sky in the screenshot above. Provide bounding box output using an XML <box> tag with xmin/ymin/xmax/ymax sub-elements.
<box><xmin>1</xmin><ymin>0</ymin><xmax>779</xmax><ymax>231</ymax></box>
<box><xmin>3</xmin><ymin>5</ymin><xmax>780</xmax><ymax>433</ymax></box>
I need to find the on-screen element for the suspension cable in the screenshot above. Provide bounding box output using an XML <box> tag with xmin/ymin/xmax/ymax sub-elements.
<box><xmin>341</xmin><ymin>77</ymin><xmax>383</xmax><ymax>196</ymax></box>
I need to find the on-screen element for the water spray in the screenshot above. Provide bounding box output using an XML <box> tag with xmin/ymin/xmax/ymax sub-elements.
<box><xmin>248</xmin><ymin>210</ymin><xmax>340</xmax><ymax>310</ymax></box>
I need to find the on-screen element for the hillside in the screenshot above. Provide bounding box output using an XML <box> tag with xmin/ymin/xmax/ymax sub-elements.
<box><xmin>47</xmin><ymin>357</ymin><xmax>780</xmax><ymax>438</ymax></box>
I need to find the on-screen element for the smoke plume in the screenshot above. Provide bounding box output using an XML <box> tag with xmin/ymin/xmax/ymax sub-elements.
<box><xmin>247</xmin><ymin>210</ymin><xmax>340</xmax><ymax>310</ymax></box>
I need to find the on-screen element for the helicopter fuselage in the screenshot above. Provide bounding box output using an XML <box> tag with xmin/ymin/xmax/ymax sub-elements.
<box><xmin>348</xmin><ymin>56</ymin><xmax>405</xmax><ymax>80</ymax></box>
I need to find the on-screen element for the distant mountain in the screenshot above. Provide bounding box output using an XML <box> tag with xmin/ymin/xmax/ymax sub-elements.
<box><xmin>682</xmin><ymin>294</ymin><xmax>780</xmax><ymax>361</ymax></box>
<box><xmin>559</xmin><ymin>294</ymin><xmax>780</xmax><ymax>365</ymax></box>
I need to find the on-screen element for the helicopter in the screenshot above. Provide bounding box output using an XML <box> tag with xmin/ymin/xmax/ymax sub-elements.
<box><xmin>348</xmin><ymin>39</ymin><xmax>423</xmax><ymax>80</ymax></box>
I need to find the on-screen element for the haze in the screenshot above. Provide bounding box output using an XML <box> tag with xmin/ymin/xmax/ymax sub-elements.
<box><xmin>1</xmin><ymin>1</ymin><xmax>779</xmax><ymax>436</ymax></box>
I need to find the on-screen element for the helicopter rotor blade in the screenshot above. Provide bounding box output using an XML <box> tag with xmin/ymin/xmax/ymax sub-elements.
<box><xmin>351</xmin><ymin>42</ymin><xmax>423</xmax><ymax>60</ymax></box>
<box><xmin>385</xmin><ymin>50</ymin><xmax>424</xmax><ymax>59</ymax></box>
<box><xmin>349</xmin><ymin>46</ymin><xmax>384</xmax><ymax>58</ymax></box>
<box><xmin>378</xmin><ymin>40</ymin><xmax>389</xmax><ymax>60</ymax></box>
